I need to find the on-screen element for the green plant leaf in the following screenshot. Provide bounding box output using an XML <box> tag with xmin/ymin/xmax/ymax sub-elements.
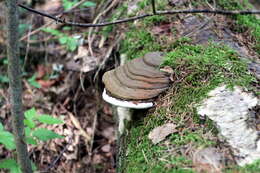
<box><xmin>24</xmin><ymin>108</ymin><xmax>37</xmax><ymax>128</ymax></box>
<box><xmin>31</xmin><ymin>161</ymin><xmax>37</xmax><ymax>172</ymax></box>
<box><xmin>0</xmin><ymin>159</ymin><xmax>21</xmax><ymax>173</ymax></box>
<box><xmin>59</xmin><ymin>36</ymin><xmax>68</xmax><ymax>44</ymax></box>
<box><xmin>0</xmin><ymin>122</ymin><xmax>3</xmax><ymax>131</ymax></box>
<box><xmin>0</xmin><ymin>75</ymin><xmax>9</xmax><ymax>83</ymax></box>
<box><xmin>25</xmin><ymin>127</ymin><xmax>37</xmax><ymax>144</ymax></box>
<box><xmin>37</xmin><ymin>114</ymin><xmax>64</xmax><ymax>125</ymax></box>
<box><xmin>18</xmin><ymin>23</ymin><xmax>30</xmax><ymax>36</ymax></box>
<box><xmin>32</xmin><ymin>128</ymin><xmax>64</xmax><ymax>141</ymax></box>
<box><xmin>62</xmin><ymin>0</ymin><xmax>78</xmax><ymax>10</ymax></box>
<box><xmin>28</xmin><ymin>75</ymin><xmax>41</xmax><ymax>88</ymax></box>
<box><xmin>82</xmin><ymin>1</ymin><xmax>96</xmax><ymax>7</ymax></box>
<box><xmin>41</xmin><ymin>28</ymin><xmax>61</xmax><ymax>36</ymax></box>
<box><xmin>62</xmin><ymin>26</ymin><xmax>71</xmax><ymax>31</ymax></box>
<box><xmin>0</xmin><ymin>131</ymin><xmax>16</xmax><ymax>150</ymax></box>
<box><xmin>0</xmin><ymin>58</ymin><xmax>8</xmax><ymax>65</ymax></box>
<box><xmin>3</xmin><ymin>59</ymin><xmax>8</xmax><ymax>65</ymax></box>
<box><xmin>67</xmin><ymin>38</ymin><xmax>78</xmax><ymax>51</ymax></box>
<box><xmin>24</xmin><ymin>127</ymin><xmax>31</xmax><ymax>137</ymax></box>
<box><xmin>25</xmin><ymin>136</ymin><xmax>37</xmax><ymax>145</ymax></box>
<box><xmin>25</xmin><ymin>108</ymin><xmax>37</xmax><ymax>119</ymax></box>
<box><xmin>24</xmin><ymin>119</ymin><xmax>36</xmax><ymax>129</ymax></box>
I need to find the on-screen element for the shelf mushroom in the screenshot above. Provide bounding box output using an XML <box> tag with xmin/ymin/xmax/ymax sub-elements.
<box><xmin>102</xmin><ymin>52</ymin><xmax>170</xmax><ymax>134</ymax></box>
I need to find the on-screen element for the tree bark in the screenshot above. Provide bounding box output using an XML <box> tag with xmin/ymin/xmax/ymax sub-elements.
<box><xmin>6</xmin><ymin>0</ymin><xmax>33</xmax><ymax>172</ymax></box>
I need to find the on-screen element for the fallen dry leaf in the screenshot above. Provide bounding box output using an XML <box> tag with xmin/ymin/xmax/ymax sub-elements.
<box><xmin>160</xmin><ymin>66</ymin><xmax>174</xmax><ymax>74</ymax></box>
<box><xmin>92</xmin><ymin>154</ymin><xmax>103</xmax><ymax>164</ymax></box>
<box><xmin>36</xmin><ymin>64</ymin><xmax>47</xmax><ymax>79</ymax></box>
<box><xmin>151</xmin><ymin>23</ymin><xmax>173</xmax><ymax>35</ymax></box>
<box><xmin>148</xmin><ymin>123</ymin><xmax>177</xmax><ymax>144</ymax></box>
<box><xmin>193</xmin><ymin>147</ymin><xmax>224</xmax><ymax>173</ymax></box>
<box><xmin>102</xmin><ymin>127</ymin><xmax>115</xmax><ymax>141</ymax></box>
<box><xmin>101</xmin><ymin>144</ymin><xmax>111</xmax><ymax>153</ymax></box>
<box><xmin>73</xmin><ymin>46</ymin><xmax>97</xmax><ymax>73</ymax></box>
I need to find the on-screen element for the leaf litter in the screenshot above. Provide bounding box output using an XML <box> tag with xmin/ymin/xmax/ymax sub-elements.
<box><xmin>148</xmin><ymin>123</ymin><xmax>177</xmax><ymax>144</ymax></box>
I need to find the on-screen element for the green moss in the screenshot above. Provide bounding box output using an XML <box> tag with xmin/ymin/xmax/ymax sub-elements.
<box><xmin>121</xmin><ymin>1</ymin><xmax>258</xmax><ymax>172</ymax></box>
<box><xmin>225</xmin><ymin>160</ymin><xmax>260</xmax><ymax>173</ymax></box>
<box><xmin>126</xmin><ymin>122</ymin><xmax>194</xmax><ymax>173</ymax></box>
<box><xmin>120</xmin><ymin>28</ymin><xmax>161</xmax><ymax>59</ymax></box>
<box><xmin>163</xmin><ymin>43</ymin><xmax>254</xmax><ymax>88</ymax></box>
<box><xmin>137</xmin><ymin>0</ymin><xmax>168</xmax><ymax>11</ymax></box>
<box><xmin>124</xmin><ymin>41</ymin><xmax>256</xmax><ymax>172</ymax></box>
<box><xmin>137</xmin><ymin>0</ymin><xmax>150</xmax><ymax>10</ymax></box>
<box><xmin>143</xmin><ymin>15</ymin><xmax>168</xmax><ymax>26</ymax></box>
<box><xmin>217</xmin><ymin>0</ymin><xmax>253</xmax><ymax>10</ymax></box>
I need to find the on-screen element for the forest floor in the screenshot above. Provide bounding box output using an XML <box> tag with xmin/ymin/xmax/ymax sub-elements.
<box><xmin>0</xmin><ymin>0</ymin><xmax>259</xmax><ymax>173</ymax></box>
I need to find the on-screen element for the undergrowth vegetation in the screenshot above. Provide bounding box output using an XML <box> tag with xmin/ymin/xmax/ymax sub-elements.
<box><xmin>124</xmin><ymin>40</ymin><xmax>256</xmax><ymax>173</ymax></box>
<box><xmin>0</xmin><ymin>108</ymin><xmax>64</xmax><ymax>172</ymax></box>
<box><xmin>120</xmin><ymin>0</ymin><xmax>259</xmax><ymax>172</ymax></box>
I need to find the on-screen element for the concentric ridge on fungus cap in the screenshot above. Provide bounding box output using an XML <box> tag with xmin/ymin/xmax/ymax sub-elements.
<box><xmin>102</xmin><ymin>52</ymin><xmax>170</xmax><ymax>100</ymax></box>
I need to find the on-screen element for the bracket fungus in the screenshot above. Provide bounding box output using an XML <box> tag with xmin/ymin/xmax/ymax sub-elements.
<box><xmin>102</xmin><ymin>52</ymin><xmax>170</xmax><ymax>134</ymax></box>
<box><xmin>102</xmin><ymin>52</ymin><xmax>170</xmax><ymax>107</ymax></box>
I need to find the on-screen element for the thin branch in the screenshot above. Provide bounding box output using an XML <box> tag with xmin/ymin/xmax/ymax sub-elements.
<box><xmin>18</xmin><ymin>3</ymin><xmax>64</xmax><ymax>23</ymax></box>
<box><xmin>6</xmin><ymin>0</ymin><xmax>33</xmax><ymax>172</ymax></box>
<box><xmin>43</xmin><ymin>138</ymin><xmax>72</xmax><ymax>172</ymax></box>
<box><xmin>18</xmin><ymin>3</ymin><xmax>260</xmax><ymax>28</ymax></box>
<box><xmin>19</xmin><ymin>0</ymin><xmax>88</xmax><ymax>41</ymax></box>
<box><xmin>151</xmin><ymin>0</ymin><xmax>156</xmax><ymax>14</ymax></box>
<box><xmin>88</xmin><ymin>0</ymin><xmax>120</xmax><ymax>56</ymax></box>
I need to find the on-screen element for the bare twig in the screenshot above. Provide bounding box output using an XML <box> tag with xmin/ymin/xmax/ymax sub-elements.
<box><xmin>23</xmin><ymin>16</ymin><xmax>32</xmax><ymax>70</ymax></box>
<box><xmin>94</xmin><ymin>34</ymin><xmax>122</xmax><ymax>81</ymax></box>
<box><xmin>142</xmin><ymin>149</ymin><xmax>149</xmax><ymax>163</ymax></box>
<box><xmin>18</xmin><ymin>3</ymin><xmax>260</xmax><ymax>28</ymax></box>
<box><xmin>68</xmin><ymin>111</ymin><xmax>91</xmax><ymax>142</ymax></box>
<box><xmin>89</xmin><ymin>111</ymin><xmax>97</xmax><ymax>155</ymax></box>
<box><xmin>88</xmin><ymin>0</ymin><xmax>119</xmax><ymax>56</ymax></box>
<box><xmin>19</xmin><ymin>21</ymin><xmax>53</xmax><ymax>41</ymax></box>
<box><xmin>19</xmin><ymin>0</ymin><xmax>88</xmax><ymax>41</ymax></box>
<box><xmin>43</xmin><ymin>138</ymin><xmax>72</xmax><ymax>172</ymax></box>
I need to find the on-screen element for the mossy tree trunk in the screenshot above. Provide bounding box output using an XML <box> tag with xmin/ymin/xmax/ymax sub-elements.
<box><xmin>6</xmin><ymin>0</ymin><xmax>33</xmax><ymax>172</ymax></box>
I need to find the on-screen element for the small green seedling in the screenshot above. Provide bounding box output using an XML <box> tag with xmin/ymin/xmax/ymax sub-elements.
<box><xmin>62</xmin><ymin>0</ymin><xmax>96</xmax><ymax>10</ymax></box>
<box><xmin>42</xmin><ymin>28</ymin><xmax>79</xmax><ymax>51</ymax></box>
<box><xmin>0</xmin><ymin>108</ymin><xmax>64</xmax><ymax>173</ymax></box>
<box><xmin>27</xmin><ymin>74</ymin><xmax>41</xmax><ymax>89</ymax></box>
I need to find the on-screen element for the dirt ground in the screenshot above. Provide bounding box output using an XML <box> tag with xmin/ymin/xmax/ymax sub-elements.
<box><xmin>0</xmin><ymin>0</ymin><xmax>120</xmax><ymax>172</ymax></box>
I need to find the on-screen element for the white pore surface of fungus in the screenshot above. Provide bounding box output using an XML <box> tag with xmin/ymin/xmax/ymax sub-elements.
<box><xmin>102</xmin><ymin>89</ymin><xmax>154</xmax><ymax>109</ymax></box>
<box><xmin>197</xmin><ymin>85</ymin><xmax>259</xmax><ymax>166</ymax></box>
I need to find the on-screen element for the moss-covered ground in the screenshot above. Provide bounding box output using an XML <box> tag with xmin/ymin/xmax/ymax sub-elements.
<box><xmin>119</xmin><ymin>0</ymin><xmax>259</xmax><ymax>172</ymax></box>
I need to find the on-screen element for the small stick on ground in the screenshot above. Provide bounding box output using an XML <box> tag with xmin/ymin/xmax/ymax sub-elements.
<box><xmin>43</xmin><ymin>138</ymin><xmax>73</xmax><ymax>172</ymax></box>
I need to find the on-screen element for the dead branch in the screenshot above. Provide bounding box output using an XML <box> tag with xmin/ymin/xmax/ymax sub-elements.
<box><xmin>18</xmin><ymin>3</ymin><xmax>260</xmax><ymax>28</ymax></box>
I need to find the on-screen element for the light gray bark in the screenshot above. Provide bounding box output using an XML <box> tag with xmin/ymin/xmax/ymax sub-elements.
<box><xmin>6</xmin><ymin>0</ymin><xmax>33</xmax><ymax>172</ymax></box>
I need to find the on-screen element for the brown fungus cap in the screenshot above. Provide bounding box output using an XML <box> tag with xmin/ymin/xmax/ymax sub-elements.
<box><xmin>102</xmin><ymin>52</ymin><xmax>170</xmax><ymax>100</ymax></box>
